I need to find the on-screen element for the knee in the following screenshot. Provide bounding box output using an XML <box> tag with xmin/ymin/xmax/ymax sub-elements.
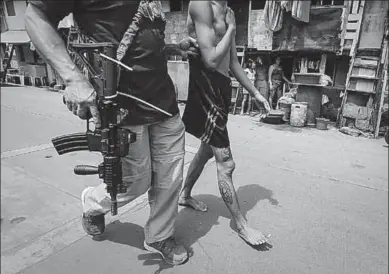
<box><xmin>122</xmin><ymin>171</ymin><xmax>151</xmax><ymax>197</ymax></box>
<box><xmin>216</xmin><ymin>159</ymin><xmax>236</xmax><ymax>177</ymax></box>
<box><xmin>200</xmin><ymin>150</ymin><xmax>213</xmax><ymax>162</ymax></box>
<box><xmin>197</xmin><ymin>146</ymin><xmax>213</xmax><ymax>161</ymax></box>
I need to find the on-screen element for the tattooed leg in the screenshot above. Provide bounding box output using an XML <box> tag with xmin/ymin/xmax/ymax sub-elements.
<box><xmin>212</xmin><ymin>146</ymin><xmax>270</xmax><ymax>245</ymax></box>
<box><xmin>179</xmin><ymin>142</ymin><xmax>213</xmax><ymax>212</ymax></box>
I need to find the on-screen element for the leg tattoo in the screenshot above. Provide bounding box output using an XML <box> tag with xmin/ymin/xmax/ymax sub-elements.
<box><xmin>219</xmin><ymin>180</ymin><xmax>233</xmax><ymax>206</ymax></box>
<box><xmin>220</xmin><ymin>147</ymin><xmax>231</xmax><ymax>162</ymax></box>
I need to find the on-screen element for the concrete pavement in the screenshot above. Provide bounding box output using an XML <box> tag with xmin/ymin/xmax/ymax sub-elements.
<box><xmin>1</xmin><ymin>86</ymin><xmax>388</xmax><ymax>274</ymax></box>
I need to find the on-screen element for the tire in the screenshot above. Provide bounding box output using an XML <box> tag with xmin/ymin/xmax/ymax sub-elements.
<box><xmin>385</xmin><ymin>129</ymin><xmax>389</xmax><ymax>145</ymax></box>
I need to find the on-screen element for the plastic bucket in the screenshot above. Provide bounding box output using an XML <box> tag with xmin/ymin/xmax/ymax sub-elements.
<box><xmin>290</xmin><ymin>102</ymin><xmax>308</xmax><ymax>127</ymax></box>
<box><xmin>279</xmin><ymin>102</ymin><xmax>292</xmax><ymax>122</ymax></box>
<box><xmin>316</xmin><ymin>118</ymin><xmax>330</xmax><ymax>130</ymax></box>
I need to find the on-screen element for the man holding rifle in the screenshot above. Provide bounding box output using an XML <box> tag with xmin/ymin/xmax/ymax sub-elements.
<box><xmin>25</xmin><ymin>0</ymin><xmax>198</xmax><ymax>265</ymax></box>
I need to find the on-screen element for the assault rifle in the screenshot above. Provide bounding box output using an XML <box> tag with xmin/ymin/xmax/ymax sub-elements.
<box><xmin>51</xmin><ymin>43</ymin><xmax>136</xmax><ymax>216</ymax></box>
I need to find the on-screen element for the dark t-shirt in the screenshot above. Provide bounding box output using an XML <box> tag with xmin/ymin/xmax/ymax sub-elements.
<box><xmin>28</xmin><ymin>0</ymin><xmax>179</xmax><ymax>125</ymax></box>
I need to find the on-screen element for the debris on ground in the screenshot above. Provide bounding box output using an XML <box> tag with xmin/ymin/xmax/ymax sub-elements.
<box><xmin>339</xmin><ymin>126</ymin><xmax>374</xmax><ymax>138</ymax></box>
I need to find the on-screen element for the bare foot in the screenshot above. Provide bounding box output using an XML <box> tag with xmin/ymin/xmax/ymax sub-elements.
<box><xmin>238</xmin><ymin>226</ymin><xmax>271</xmax><ymax>246</ymax></box>
<box><xmin>179</xmin><ymin>196</ymin><xmax>208</xmax><ymax>212</ymax></box>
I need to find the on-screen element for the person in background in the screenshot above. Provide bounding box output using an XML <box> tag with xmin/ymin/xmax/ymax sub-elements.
<box><xmin>254</xmin><ymin>56</ymin><xmax>269</xmax><ymax>113</ymax></box>
<box><xmin>268</xmin><ymin>56</ymin><xmax>291</xmax><ymax>109</ymax></box>
<box><xmin>240</xmin><ymin>59</ymin><xmax>256</xmax><ymax>115</ymax></box>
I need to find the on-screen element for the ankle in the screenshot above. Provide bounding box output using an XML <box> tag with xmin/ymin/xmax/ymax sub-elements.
<box><xmin>235</xmin><ymin>219</ymin><xmax>249</xmax><ymax>232</ymax></box>
<box><xmin>180</xmin><ymin>189</ymin><xmax>191</xmax><ymax>199</ymax></box>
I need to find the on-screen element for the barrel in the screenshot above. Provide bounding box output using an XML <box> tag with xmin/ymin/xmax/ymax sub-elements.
<box><xmin>316</xmin><ymin>118</ymin><xmax>330</xmax><ymax>130</ymax></box>
<box><xmin>279</xmin><ymin>102</ymin><xmax>292</xmax><ymax>122</ymax></box>
<box><xmin>290</xmin><ymin>102</ymin><xmax>308</xmax><ymax>127</ymax></box>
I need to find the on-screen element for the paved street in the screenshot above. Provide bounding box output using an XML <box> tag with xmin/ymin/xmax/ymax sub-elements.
<box><xmin>1</xmin><ymin>86</ymin><xmax>388</xmax><ymax>274</ymax></box>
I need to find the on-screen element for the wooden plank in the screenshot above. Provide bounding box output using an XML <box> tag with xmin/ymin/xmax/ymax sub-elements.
<box><xmin>351</xmin><ymin>66</ymin><xmax>377</xmax><ymax>77</ymax></box>
<box><xmin>354</xmin><ymin>57</ymin><xmax>378</xmax><ymax>66</ymax></box>
<box><xmin>351</xmin><ymin>0</ymin><xmax>359</xmax><ymax>14</ymax></box>
<box><xmin>346</xmin><ymin>21</ymin><xmax>359</xmax><ymax>30</ymax></box>
<box><xmin>349</xmin><ymin>78</ymin><xmax>375</xmax><ymax>92</ymax></box>
<box><xmin>339</xmin><ymin>3</ymin><xmax>350</xmax><ymax>54</ymax></box>
<box><xmin>345</xmin><ymin>31</ymin><xmax>357</xmax><ymax>40</ymax></box>
<box><xmin>346</xmin><ymin>88</ymin><xmax>375</xmax><ymax>94</ymax></box>
<box><xmin>348</xmin><ymin>13</ymin><xmax>362</xmax><ymax>21</ymax></box>
<box><xmin>352</xmin><ymin>63</ymin><xmax>377</xmax><ymax>69</ymax></box>
<box><xmin>374</xmin><ymin>79</ymin><xmax>387</xmax><ymax>137</ymax></box>
<box><xmin>374</xmin><ymin>39</ymin><xmax>388</xmax><ymax>137</ymax></box>
<box><xmin>349</xmin><ymin>75</ymin><xmax>378</xmax><ymax>80</ymax></box>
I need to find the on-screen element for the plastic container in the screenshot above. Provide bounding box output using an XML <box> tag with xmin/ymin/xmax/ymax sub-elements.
<box><xmin>290</xmin><ymin>102</ymin><xmax>308</xmax><ymax>127</ymax></box>
<box><xmin>279</xmin><ymin>102</ymin><xmax>292</xmax><ymax>122</ymax></box>
<box><xmin>316</xmin><ymin>118</ymin><xmax>330</xmax><ymax>130</ymax></box>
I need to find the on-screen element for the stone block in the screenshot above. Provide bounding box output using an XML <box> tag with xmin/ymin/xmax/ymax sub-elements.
<box><xmin>355</xmin><ymin>119</ymin><xmax>372</xmax><ymax>131</ymax></box>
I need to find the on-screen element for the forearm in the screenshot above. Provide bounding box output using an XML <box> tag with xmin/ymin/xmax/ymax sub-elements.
<box><xmin>25</xmin><ymin>5</ymin><xmax>84</xmax><ymax>84</ymax></box>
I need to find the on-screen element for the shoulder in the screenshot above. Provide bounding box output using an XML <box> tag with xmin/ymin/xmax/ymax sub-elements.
<box><xmin>189</xmin><ymin>1</ymin><xmax>213</xmax><ymax>20</ymax></box>
<box><xmin>27</xmin><ymin>0</ymin><xmax>75</xmax><ymax>24</ymax></box>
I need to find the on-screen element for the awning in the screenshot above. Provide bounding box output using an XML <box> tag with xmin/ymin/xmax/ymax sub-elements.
<box><xmin>1</xmin><ymin>30</ymin><xmax>31</xmax><ymax>44</ymax></box>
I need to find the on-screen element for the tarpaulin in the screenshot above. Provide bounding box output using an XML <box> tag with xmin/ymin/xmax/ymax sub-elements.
<box><xmin>272</xmin><ymin>7</ymin><xmax>343</xmax><ymax>53</ymax></box>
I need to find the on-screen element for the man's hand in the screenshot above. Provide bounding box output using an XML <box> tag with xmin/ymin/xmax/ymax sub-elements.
<box><xmin>63</xmin><ymin>80</ymin><xmax>101</xmax><ymax>128</ymax></box>
<box><xmin>225</xmin><ymin>7</ymin><xmax>236</xmax><ymax>31</ymax></box>
<box><xmin>179</xmin><ymin>37</ymin><xmax>200</xmax><ymax>58</ymax></box>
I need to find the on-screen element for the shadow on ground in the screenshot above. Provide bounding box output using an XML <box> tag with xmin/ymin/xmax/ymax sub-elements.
<box><xmin>176</xmin><ymin>184</ymin><xmax>278</xmax><ymax>254</ymax></box>
<box><xmin>253</xmin><ymin>121</ymin><xmax>303</xmax><ymax>133</ymax></box>
<box><xmin>101</xmin><ymin>220</ymin><xmax>174</xmax><ymax>273</ymax></box>
<box><xmin>98</xmin><ymin>184</ymin><xmax>278</xmax><ymax>273</ymax></box>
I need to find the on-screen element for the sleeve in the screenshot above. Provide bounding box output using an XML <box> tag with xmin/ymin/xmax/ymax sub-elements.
<box><xmin>116</xmin><ymin>1</ymin><xmax>146</xmax><ymax>61</ymax></box>
<box><xmin>27</xmin><ymin>0</ymin><xmax>75</xmax><ymax>25</ymax></box>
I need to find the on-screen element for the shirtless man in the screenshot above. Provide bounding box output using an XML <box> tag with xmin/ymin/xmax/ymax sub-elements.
<box><xmin>180</xmin><ymin>1</ymin><xmax>271</xmax><ymax>246</ymax></box>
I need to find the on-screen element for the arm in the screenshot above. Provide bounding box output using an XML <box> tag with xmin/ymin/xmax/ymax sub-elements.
<box><xmin>229</xmin><ymin>39</ymin><xmax>269</xmax><ymax>109</ymax></box>
<box><xmin>117</xmin><ymin>3</ymin><xmax>146</xmax><ymax>61</ymax></box>
<box><xmin>25</xmin><ymin>2</ymin><xmax>98</xmax><ymax>123</ymax></box>
<box><xmin>281</xmin><ymin>68</ymin><xmax>290</xmax><ymax>84</ymax></box>
<box><xmin>188</xmin><ymin>1</ymin><xmax>235</xmax><ymax>70</ymax></box>
<box><xmin>25</xmin><ymin>3</ymin><xmax>85</xmax><ymax>85</ymax></box>
<box><xmin>268</xmin><ymin>65</ymin><xmax>274</xmax><ymax>84</ymax></box>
